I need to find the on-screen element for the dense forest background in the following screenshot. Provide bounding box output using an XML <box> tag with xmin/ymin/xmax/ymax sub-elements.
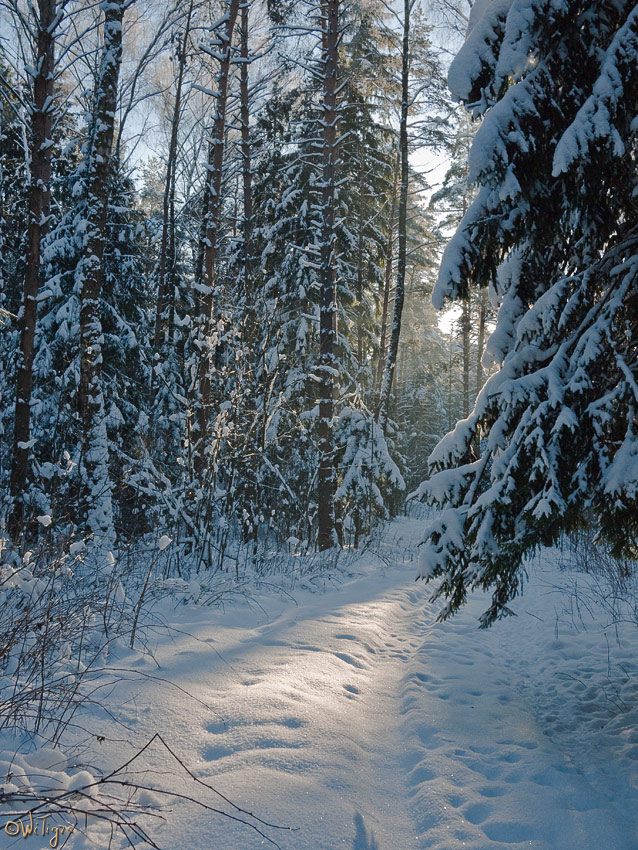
<box><xmin>0</xmin><ymin>0</ymin><xmax>485</xmax><ymax>566</ymax></box>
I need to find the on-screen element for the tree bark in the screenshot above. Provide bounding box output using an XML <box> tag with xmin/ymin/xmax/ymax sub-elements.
<box><xmin>375</xmin><ymin>148</ymin><xmax>399</xmax><ymax>396</ymax></box>
<box><xmin>316</xmin><ymin>0</ymin><xmax>340</xmax><ymax>551</ymax></box>
<box><xmin>461</xmin><ymin>297</ymin><xmax>471</xmax><ymax>417</ymax></box>
<box><xmin>376</xmin><ymin>0</ymin><xmax>409</xmax><ymax>429</ymax></box>
<box><xmin>476</xmin><ymin>286</ymin><xmax>487</xmax><ymax>397</ymax></box>
<box><xmin>447</xmin><ymin>321</ymin><xmax>454</xmax><ymax>432</ymax></box>
<box><xmin>77</xmin><ymin>0</ymin><xmax>126</xmax><ymax>549</ymax></box>
<box><xmin>237</xmin><ymin>0</ymin><xmax>259</xmax><ymax>548</ymax></box>
<box><xmin>9</xmin><ymin>0</ymin><xmax>57</xmax><ymax>540</ymax></box>
<box><xmin>192</xmin><ymin>0</ymin><xmax>240</xmax><ymax>474</ymax></box>
<box><xmin>153</xmin><ymin>0</ymin><xmax>194</xmax><ymax>356</ymax></box>
<box><xmin>240</xmin><ymin>1</ymin><xmax>254</xmax><ymax>300</ymax></box>
<box><xmin>356</xmin><ymin>140</ymin><xmax>365</xmax><ymax>369</ymax></box>
<box><xmin>474</xmin><ymin>286</ymin><xmax>488</xmax><ymax>453</ymax></box>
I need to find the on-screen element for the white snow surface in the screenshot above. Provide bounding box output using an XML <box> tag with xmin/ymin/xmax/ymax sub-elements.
<box><xmin>6</xmin><ymin>518</ymin><xmax>638</xmax><ymax>850</ymax></box>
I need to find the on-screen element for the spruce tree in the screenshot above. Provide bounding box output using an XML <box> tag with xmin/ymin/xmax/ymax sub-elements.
<box><xmin>416</xmin><ymin>0</ymin><xmax>638</xmax><ymax>625</ymax></box>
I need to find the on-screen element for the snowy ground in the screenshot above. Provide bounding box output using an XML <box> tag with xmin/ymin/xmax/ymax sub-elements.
<box><xmin>4</xmin><ymin>517</ymin><xmax>638</xmax><ymax>850</ymax></box>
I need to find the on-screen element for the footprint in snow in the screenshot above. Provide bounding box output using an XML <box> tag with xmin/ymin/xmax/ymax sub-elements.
<box><xmin>483</xmin><ymin>820</ymin><xmax>534</xmax><ymax>843</ymax></box>
<box><xmin>407</xmin><ymin>762</ymin><xmax>436</xmax><ymax>785</ymax></box>
<box><xmin>412</xmin><ymin>671</ymin><xmax>433</xmax><ymax>684</ymax></box>
<box><xmin>417</xmin><ymin>727</ymin><xmax>439</xmax><ymax>750</ymax></box>
<box><xmin>202</xmin><ymin>743</ymin><xmax>234</xmax><ymax>761</ymax></box>
<box><xmin>498</xmin><ymin>751</ymin><xmax>522</xmax><ymax>764</ymax></box>
<box><xmin>475</xmin><ymin>784</ymin><xmax>507</xmax><ymax>798</ymax></box>
<box><xmin>334</xmin><ymin>651</ymin><xmax>367</xmax><ymax>669</ymax></box>
<box><xmin>280</xmin><ymin>717</ymin><xmax>305</xmax><ymax>728</ymax></box>
<box><xmin>461</xmin><ymin>801</ymin><xmax>491</xmax><ymax>825</ymax></box>
<box><xmin>497</xmin><ymin>739</ymin><xmax>538</xmax><ymax>750</ymax></box>
<box><xmin>205</xmin><ymin>720</ymin><xmax>228</xmax><ymax>735</ymax></box>
<box><xmin>469</xmin><ymin>744</ymin><xmax>493</xmax><ymax>755</ymax></box>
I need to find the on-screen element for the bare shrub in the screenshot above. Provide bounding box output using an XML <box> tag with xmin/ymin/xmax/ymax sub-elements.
<box><xmin>559</xmin><ymin>527</ymin><xmax>638</xmax><ymax>627</ymax></box>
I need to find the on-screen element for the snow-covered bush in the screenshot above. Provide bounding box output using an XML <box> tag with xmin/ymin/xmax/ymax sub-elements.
<box><xmin>558</xmin><ymin>527</ymin><xmax>638</xmax><ymax>626</ymax></box>
<box><xmin>336</xmin><ymin>407</ymin><xmax>405</xmax><ymax>546</ymax></box>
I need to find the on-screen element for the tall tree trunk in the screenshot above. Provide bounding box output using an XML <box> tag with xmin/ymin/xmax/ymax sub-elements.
<box><xmin>192</xmin><ymin>0</ymin><xmax>240</xmax><ymax>474</ymax></box>
<box><xmin>238</xmin><ymin>0</ymin><xmax>259</xmax><ymax>548</ymax></box>
<box><xmin>240</xmin><ymin>1</ymin><xmax>254</xmax><ymax>300</ymax></box>
<box><xmin>8</xmin><ymin>0</ymin><xmax>57</xmax><ymax>540</ymax></box>
<box><xmin>166</xmin><ymin>160</ymin><xmax>178</xmax><ymax>343</ymax></box>
<box><xmin>77</xmin><ymin>0</ymin><xmax>126</xmax><ymax>549</ymax></box>
<box><xmin>474</xmin><ymin>286</ymin><xmax>488</xmax><ymax>453</ymax></box>
<box><xmin>375</xmin><ymin>148</ymin><xmax>399</xmax><ymax>396</ymax></box>
<box><xmin>376</xmin><ymin>0</ymin><xmax>409</xmax><ymax>428</ymax></box>
<box><xmin>316</xmin><ymin>0</ymin><xmax>340</xmax><ymax>551</ymax></box>
<box><xmin>153</xmin><ymin>0</ymin><xmax>194</xmax><ymax>356</ymax></box>
<box><xmin>461</xmin><ymin>297</ymin><xmax>471</xmax><ymax>417</ymax></box>
<box><xmin>356</xmin><ymin>141</ymin><xmax>366</xmax><ymax>369</ymax></box>
<box><xmin>239</xmin><ymin>0</ymin><xmax>257</xmax><ymax>364</ymax></box>
<box><xmin>447</xmin><ymin>321</ymin><xmax>454</xmax><ymax>432</ymax></box>
<box><xmin>476</xmin><ymin>286</ymin><xmax>487</xmax><ymax>396</ymax></box>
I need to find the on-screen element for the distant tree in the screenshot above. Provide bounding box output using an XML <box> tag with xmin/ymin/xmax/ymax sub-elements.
<box><xmin>429</xmin><ymin>108</ymin><xmax>494</xmax><ymax>422</ymax></box>
<box><xmin>416</xmin><ymin>0</ymin><xmax>638</xmax><ymax>625</ymax></box>
<box><xmin>376</xmin><ymin>0</ymin><xmax>448</xmax><ymax>427</ymax></box>
<box><xmin>393</xmin><ymin>197</ymin><xmax>446</xmax><ymax>492</ymax></box>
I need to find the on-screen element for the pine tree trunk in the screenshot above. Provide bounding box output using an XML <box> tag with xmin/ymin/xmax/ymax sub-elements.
<box><xmin>240</xmin><ymin>2</ymin><xmax>254</xmax><ymax>301</ymax></box>
<box><xmin>154</xmin><ymin>0</ymin><xmax>194</xmax><ymax>356</ymax></box>
<box><xmin>356</xmin><ymin>141</ymin><xmax>366</xmax><ymax>368</ymax></box>
<box><xmin>166</xmin><ymin>164</ymin><xmax>177</xmax><ymax>343</ymax></box>
<box><xmin>316</xmin><ymin>0</ymin><xmax>340</xmax><ymax>551</ymax></box>
<box><xmin>238</xmin><ymin>0</ymin><xmax>259</xmax><ymax>548</ymax></box>
<box><xmin>375</xmin><ymin>148</ymin><xmax>399</xmax><ymax>396</ymax></box>
<box><xmin>461</xmin><ymin>297</ymin><xmax>471</xmax><ymax>417</ymax></box>
<box><xmin>77</xmin><ymin>0</ymin><xmax>126</xmax><ymax>549</ymax></box>
<box><xmin>447</xmin><ymin>322</ymin><xmax>454</xmax><ymax>432</ymax></box>
<box><xmin>376</xmin><ymin>0</ymin><xmax>409</xmax><ymax>428</ymax></box>
<box><xmin>8</xmin><ymin>0</ymin><xmax>57</xmax><ymax>540</ymax></box>
<box><xmin>474</xmin><ymin>287</ymin><xmax>488</xmax><ymax>454</ymax></box>
<box><xmin>193</xmin><ymin>0</ymin><xmax>240</xmax><ymax>474</ymax></box>
<box><xmin>476</xmin><ymin>286</ymin><xmax>487</xmax><ymax>396</ymax></box>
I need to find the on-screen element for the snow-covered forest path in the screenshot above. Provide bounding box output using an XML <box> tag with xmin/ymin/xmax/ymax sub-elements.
<box><xmin>82</xmin><ymin>518</ymin><xmax>638</xmax><ymax>850</ymax></box>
